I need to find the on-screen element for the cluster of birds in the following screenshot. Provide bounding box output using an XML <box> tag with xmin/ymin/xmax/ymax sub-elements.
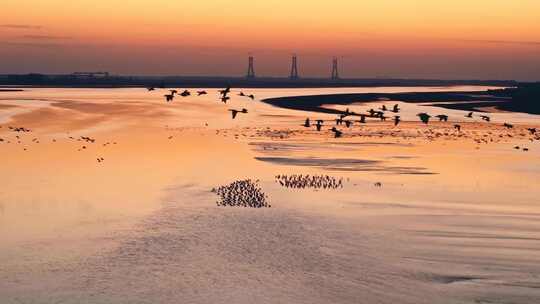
<box><xmin>151</xmin><ymin>86</ymin><xmax>256</xmax><ymax>120</ymax></box>
<box><xmin>275</xmin><ymin>174</ymin><xmax>344</xmax><ymax>190</ymax></box>
<box><xmin>212</xmin><ymin>179</ymin><xmax>271</xmax><ymax>208</ymax></box>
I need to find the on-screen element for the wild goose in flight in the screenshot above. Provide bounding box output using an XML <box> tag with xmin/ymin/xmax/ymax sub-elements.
<box><xmin>229</xmin><ymin>108</ymin><xmax>248</xmax><ymax>119</ymax></box>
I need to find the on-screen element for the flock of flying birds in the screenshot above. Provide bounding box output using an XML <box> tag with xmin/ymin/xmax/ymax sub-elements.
<box><xmin>300</xmin><ymin>103</ymin><xmax>538</xmax><ymax>144</ymax></box>
<box><xmin>149</xmin><ymin>85</ymin><xmax>256</xmax><ymax>120</ymax></box>
<box><xmin>1</xmin><ymin>87</ymin><xmax>538</xmax><ymax>162</ymax></box>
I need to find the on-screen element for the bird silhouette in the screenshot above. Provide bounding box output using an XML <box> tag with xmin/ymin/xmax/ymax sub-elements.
<box><xmin>221</xmin><ymin>96</ymin><xmax>230</xmax><ymax>103</ymax></box>
<box><xmin>393</xmin><ymin>116</ymin><xmax>401</xmax><ymax>126</ymax></box>
<box><xmin>229</xmin><ymin>108</ymin><xmax>248</xmax><ymax>119</ymax></box>
<box><xmin>417</xmin><ymin>113</ymin><xmax>431</xmax><ymax>124</ymax></box>
<box><xmin>436</xmin><ymin>114</ymin><xmax>448</xmax><ymax>122</ymax></box>
<box><xmin>247</xmin><ymin>94</ymin><xmax>255</xmax><ymax>100</ymax></box>
<box><xmin>503</xmin><ymin>123</ymin><xmax>514</xmax><ymax>129</ymax></box>
<box><xmin>330</xmin><ymin>127</ymin><xmax>343</xmax><ymax>138</ymax></box>
<box><xmin>197</xmin><ymin>90</ymin><xmax>208</xmax><ymax>96</ymax></box>
<box><xmin>219</xmin><ymin>86</ymin><xmax>231</xmax><ymax>97</ymax></box>
<box><xmin>169</xmin><ymin>89</ymin><xmax>178</xmax><ymax>95</ymax></box>
<box><xmin>454</xmin><ymin>124</ymin><xmax>462</xmax><ymax>131</ymax></box>
<box><xmin>480</xmin><ymin>115</ymin><xmax>491</xmax><ymax>122</ymax></box>
<box><xmin>164</xmin><ymin>94</ymin><xmax>175</xmax><ymax>102</ymax></box>
<box><xmin>303</xmin><ymin>118</ymin><xmax>311</xmax><ymax>128</ymax></box>
<box><xmin>392</xmin><ymin>104</ymin><xmax>400</xmax><ymax>113</ymax></box>
<box><xmin>147</xmin><ymin>87</ymin><xmax>155</xmax><ymax>91</ymax></box>
<box><xmin>465</xmin><ymin>112</ymin><xmax>474</xmax><ymax>118</ymax></box>
<box><xmin>344</xmin><ymin>120</ymin><xmax>353</xmax><ymax>128</ymax></box>
<box><xmin>359</xmin><ymin>114</ymin><xmax>366</xmax><ymax>124</ymax></box>
<box><xmin>316</xmin><ymin>120</ymin><xmax>323</xmax><ymax>131</ymax></box>
<box><xmin>180</xmin><ymin>90</ymin><xmax>191</xmax><ymax>97</ymax></box>
<box><xmin>380</xmin><ymin>105</ymin><xmax>388</xmax><ymax>111</ymax></box>
<box><xmin>238</xmin><ymin>91</ymin><xmax>245</xmax><ymax>96</ymax></box>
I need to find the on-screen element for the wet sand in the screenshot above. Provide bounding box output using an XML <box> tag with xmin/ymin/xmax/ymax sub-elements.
<box><xmin>1</xmin><ymin>87</ymin><xmax>540</xmax><ymax>303</ymax></box>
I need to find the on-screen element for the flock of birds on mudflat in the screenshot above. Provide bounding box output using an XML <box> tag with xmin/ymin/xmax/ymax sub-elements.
<box><xmin>275</xmin><ymin>174</ymin><xmax>344</xmax><ymax>190</ymax></box>
<box><xmin>212</xmin><ymin>179</ymin><xmax>271</xmax><ymax>208</ymax></box>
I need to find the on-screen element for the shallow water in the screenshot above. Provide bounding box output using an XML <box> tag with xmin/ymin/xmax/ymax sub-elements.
<box><xmin>1</xmin><ymin>86</ymin><xmax>539</xmax><ymax>303</ymax></box>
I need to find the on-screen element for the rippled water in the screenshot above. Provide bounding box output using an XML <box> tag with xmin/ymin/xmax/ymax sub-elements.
<box><xmin>1</xmin><ymin>86</ymin><xmax>539</xmax><ymax>303</ymax></box>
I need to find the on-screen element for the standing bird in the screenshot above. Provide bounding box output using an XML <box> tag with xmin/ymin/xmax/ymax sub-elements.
<box><xmin>417</xmin><ymin>113</ymin><xmax>431</xmax><ymax>124</ymax></box>
<box><xmin>238</xmin><ymin>91</ymin><xmax>246</xmax><ymax>96</ymax></box>
<box><xmin>465</xmin><ymin>112</ymin><xmax>474</xmax><ymax>118</ymax></box>
<box><xmin>247</xmin><ymin>94</ymin><xmax>255</xmax><ymax>100</ymax></box>
<box><xmin>393</xmin><ymin>116</ymin><xmax>401</xmax><ymax>126</ymax></box>
<box><xmin>392</xmin><ymin>104</ymin><xmax>400</xmax><ymax>113</ymax></box>
<box><xmin>436</xmin><ymin>114</ymin><xmax>449</xmax><ymax>122</ymax></box>
<box><xmin>303</xmin><ymin>118</ymin><xmax>311</xmax><ymax>128</ymax></box>
<box><xmin>330</xmin><ymin>127</ymin><xmax>343</xmax><ymax>138</ymax></box>
<box><xmin>380</xmin><ymin>105</ymin><xmax>388</xmax><ymax>111</ymax></box>
<box><xmin>229</xmin><ymin>108</ymin><xmax>248</xmax><ymax>119</ymax></box>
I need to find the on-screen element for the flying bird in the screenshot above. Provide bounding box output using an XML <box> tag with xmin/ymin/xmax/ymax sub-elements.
<box><xmin>164</xmin><ymin>94</ymin><xmax>175</xmax><ymax>102</ymax></box>
<box><xmin>480</xmin><ymin>115</ymin><xmax>491</xmax><ymax>122</ymax></box>
<box><xmin>436</xmin><ymin>114</ymin><xmax>448</xmax><ymax>122</ymax></box>
<box><xmin>180</xmin><ymin>90</ymin><xmax>191</xmax><ymax>97</ymax></box>
<box><xmin>417</xmin><ymin>113</ymin><xmax>431</xmax><ymax>124</ymax></box>
<box><xmin>465</xmin><ymin>112</ymin><xmax>474</xmax><ymax>118</ymax></box>
<box><xmin>219</xmin><ymin>86</ymin><xmax>231</xmax><ymax>97</ymax></box>
<box><xmin>503</xmin><ymin>123</ymin><xmax>514</xmax><ymax>129</ymax></box>
<box><xmin>330</xmin><ymin>127</ymin><xmax>343</xmax><ymax>138</ymax></box>
<box><xmin>197</xmin><ymin>90</ymin><xmax>207</xmax><ymax>96</ymax></box>
<box><xmin>229</xmin><ymin>108</ymin><xmax>248</xmax><ymax>119</ymax></box>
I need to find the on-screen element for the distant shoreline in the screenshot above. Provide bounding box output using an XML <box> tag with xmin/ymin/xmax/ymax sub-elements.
<box><xmin>262</xmin><ymin>87</ymin><xmax>540</xmax><ymax>115</ymax></box>
<box><xmin>0</xmin><ymin>75</ymin><xmax>518</xmax><ymax>89</ymax></box>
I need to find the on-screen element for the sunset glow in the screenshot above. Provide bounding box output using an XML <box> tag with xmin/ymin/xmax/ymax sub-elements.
<box><xmin>1</xmin><ymin>0</ymin><xmax>540</xmax><ymax>79</ymax></box>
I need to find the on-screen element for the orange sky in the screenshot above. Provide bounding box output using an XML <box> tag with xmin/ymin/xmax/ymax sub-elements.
<box><xmin>1</xmin><ymin>0</ymin><xmax>539</xmax><ymax>80</ymax></box>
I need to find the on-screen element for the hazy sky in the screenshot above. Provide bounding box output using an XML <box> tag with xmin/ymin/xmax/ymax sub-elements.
<box><xmin>1</xmin><ymin>0</ymin><xmax>539</xmax><ymax>80</ymax></box>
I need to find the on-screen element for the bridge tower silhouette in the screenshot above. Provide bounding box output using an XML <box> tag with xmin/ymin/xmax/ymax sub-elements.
<box><xmin>246</xmin><ymin>56</ymin><xmax>255</xmax><ymax>79</ymax></box>
<box><xmin>331</xmin><ymin>57</ymin><xmax>340</xmax><ymax>80</ymax></box>
<box><xmin>290</xmin><ymin>54</ymin><xmax>299</xmax><ymax>80</ymax></box>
